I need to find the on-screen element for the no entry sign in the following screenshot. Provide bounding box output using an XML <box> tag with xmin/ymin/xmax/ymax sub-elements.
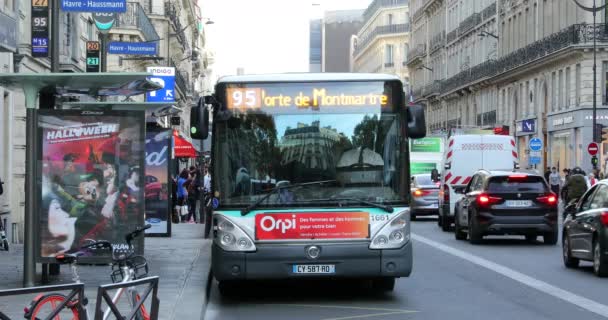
<box><xmin>588</xmin><ymin>142</ymin><xmax>599</xmax><ymax>156</ymax></box>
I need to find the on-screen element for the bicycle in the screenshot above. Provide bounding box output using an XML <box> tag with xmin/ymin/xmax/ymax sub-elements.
<box><xmin>23</xmin><ymin>224</ymin><xmax>152</xmax><ymax>320</ymax></box>
<box><xmin>0</xmin><ymin>214</ymin><xmax>8</xmax><ymax>252</ymax></box>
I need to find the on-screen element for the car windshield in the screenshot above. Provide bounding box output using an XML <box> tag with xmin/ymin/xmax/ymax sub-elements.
<box><xmin>213</xmin><ymin>108</ymin><xmax>403</xmax><ymax>208</ymax></box>
<box><xmin>414</xmin><ymin>174</ymin><xmax>434</xmax><ymax>187</ymax></box>
<box><xmin>487</xmin><ymin>176</ymin><xmax>548</xmax><ymax>193</ymax></box>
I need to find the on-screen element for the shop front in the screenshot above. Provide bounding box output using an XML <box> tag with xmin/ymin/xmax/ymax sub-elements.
<box><xmin>515</xmin><ymin>118</ymin><xmax>538</xmax><ymax>169</ymax></box>
<box><xmin>546</xmin><ymin>108</ymin><xmax>608</xmax><ymax>173</ymax></box>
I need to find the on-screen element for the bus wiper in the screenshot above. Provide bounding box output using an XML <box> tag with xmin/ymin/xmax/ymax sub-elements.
<box><xmin>241</xmin><ymin>180</ymin><xmax>337</xmax><ymax>216</ymax></box>
<box><xmin>319</xmin><ymin>198</ymin><xmax>394</xmax><ymax>213</ymax></box>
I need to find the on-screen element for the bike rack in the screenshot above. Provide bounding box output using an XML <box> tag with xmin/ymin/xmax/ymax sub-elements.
<box><xmin>93</xmin><ymin>276</ymin><xmax>160</xmax><ymax>320</ymax></box>
<box><xmin>0</xmin><ymin>283</ymin><xmax>86</xmax><ymax>320</ymax></box>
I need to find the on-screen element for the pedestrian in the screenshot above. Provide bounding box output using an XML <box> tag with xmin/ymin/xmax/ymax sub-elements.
<box><xmin>588</xmin><ymin>172</ymin><xmax>598</xmax><ymax>187</ymax></box>
<box><xmin>563</xmin><ymin>167</ymin><xmax>588</xmax><ymax>205</ymax></box>
<box><xmin>177</xmin><ymin>169</ymin><xmax>190</xmax><ymax>223</ymax></box>
<box><xmin>548</xmin><ymin>167</ymin><xmax>561</xmax><ymax>198</ymax></box>
<box><xmin>186</xmin><ymin>167</ymin><xmax>199</xmax><ymax>223</ymax></box>
<box><xmin>544</xmin><ymin>167</ymin><xmax>551</xmax><ymax>184</ymax></box>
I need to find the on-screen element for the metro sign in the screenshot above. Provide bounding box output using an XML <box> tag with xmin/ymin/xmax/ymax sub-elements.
<box><xmin>588</xmin><ymin>142</ymin><xmax>599</xmax><ymax>156</ymax></box>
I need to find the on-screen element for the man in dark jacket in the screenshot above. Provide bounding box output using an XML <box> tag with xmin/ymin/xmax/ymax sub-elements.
<box><xmin>564</xmin><ymin>167</ymin><xmax>588</xmax><ymax>204</ymax></box>
<box><xmin>544</xmin><ymin>167</ymin><xmax>551</xmax><ymax>183</ymax></box>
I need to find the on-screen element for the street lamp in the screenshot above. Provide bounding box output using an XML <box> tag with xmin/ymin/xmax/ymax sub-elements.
<box><xmin>572</xmin><ymin>0</ymin><xmax>608</xmax><ymax>143</ymax></box>
<box><xmin>478</xmin><ymin>30</ymin><xmax>499</xmax><ymax>39</ymax></box>
<box><xmin>418</xmin><ymin>65</ymin><xmax>433</xmax><ymax>72</ymax></box>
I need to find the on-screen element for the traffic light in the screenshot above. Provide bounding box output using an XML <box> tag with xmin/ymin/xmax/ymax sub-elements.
<box><xmin>592</xmin><ymin>156</ymin><xmax>599</xmax><ymax>167</ymax></box>
<box><xmin>595</xmin><ymin>124</ymin><xmax>604</xmax><ymax>143</ymax></box>
<box><xmin>190</xmin><ymin>97</ymin><xmax>209</xmax><ymax>140</ymax></box>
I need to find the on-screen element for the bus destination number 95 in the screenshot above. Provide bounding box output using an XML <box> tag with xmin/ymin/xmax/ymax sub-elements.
<box><xmin>227</xmin><ymin>88</ymin><xmax>262</xmax><ymax>109</ymax></box>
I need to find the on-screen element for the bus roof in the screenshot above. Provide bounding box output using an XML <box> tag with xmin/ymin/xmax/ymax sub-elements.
<box><xmin>217</xmin><ymin>73</ymin><xmax>401</xmax><ymax>84</ymax></box>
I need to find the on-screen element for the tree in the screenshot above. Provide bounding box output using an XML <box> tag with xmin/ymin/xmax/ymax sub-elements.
<box><xmin>351</xmin><ymin>115</ymin><xmax>386</xmax><ymax>153</ymax></box>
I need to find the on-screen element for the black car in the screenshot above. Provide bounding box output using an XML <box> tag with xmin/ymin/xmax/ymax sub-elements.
<box><xmin>562</xmin><ymin>181</ymin><xmax>608</xmax><ymax>277</ymax></box>
<box><xmin>453</xmin><ymin>170</ymin><xmax>558</xmax><ymax>244</ymax></box>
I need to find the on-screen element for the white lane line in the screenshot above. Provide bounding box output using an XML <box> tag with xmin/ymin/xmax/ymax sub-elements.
<box><xmin>323</xmin><ymin>311</ymin><xmax>414</xmax><ymax>320</ymax></box>
<box><xmin>412</xmin><ymin>234</ymin><xmax>608</xmax><ymax>319</ymax></box>
<box><xmin>273</xmin><ymin>304</ymin><xmax>417</xmax><ymax>313</ymax></box>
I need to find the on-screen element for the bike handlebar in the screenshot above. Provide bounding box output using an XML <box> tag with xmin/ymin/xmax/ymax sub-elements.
<box><xmin>125</xmin><ymin>224</ymin><xmax>152</xmax><ymax>246</ymax></box>
<box><xmin>81</xmin><ymin>240</ymin><xmax>112</xmax><ymax>250</ymax></box>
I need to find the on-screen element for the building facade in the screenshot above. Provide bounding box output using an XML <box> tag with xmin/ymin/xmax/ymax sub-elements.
<box><xmin>410</xmin><ymin>0</ymin><xmax>607</xmax><ymax>173</ymax></box>
<box><xmin>309</xmin><ymin>19</ymin><xmax>323</xmax><ymax>72</ymax></box>
<box><xmin>322</xmin><ymin>10</ymin><xmax>364</xmax><ymax>72</ymax></box>
<box><xmin>351</xmin><ymin>0</ymin><xmax>410</xmax><ymax>89</ymax></box>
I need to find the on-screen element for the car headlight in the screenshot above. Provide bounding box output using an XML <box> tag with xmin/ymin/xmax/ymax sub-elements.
<box><xmin>213</xmin><ymin>215</ymin><xmax>256</xmax><ymax>252</ymax></box>
<box><xmin>369</xmin><ymin>210</ymin><xmax>410</xmax><ymax>249</ymax></box>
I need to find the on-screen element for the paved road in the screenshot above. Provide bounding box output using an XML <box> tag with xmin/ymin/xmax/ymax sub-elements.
<box><xmin>204</xmin><ymin>217</ymin><xmax>608</xmax><ymax>320</ymax></box>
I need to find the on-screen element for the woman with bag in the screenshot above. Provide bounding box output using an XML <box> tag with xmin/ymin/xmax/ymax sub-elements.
<box><xmin>176</xmin><ymin>169</ymin><xmax>190</xmax><ymax>223</ymax></box>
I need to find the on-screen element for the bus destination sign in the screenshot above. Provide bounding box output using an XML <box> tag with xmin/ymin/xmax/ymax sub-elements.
<box><xmin>225</xmin><ymin>83</ymin><xmax>391</xmax><ymax>111</ymax></box>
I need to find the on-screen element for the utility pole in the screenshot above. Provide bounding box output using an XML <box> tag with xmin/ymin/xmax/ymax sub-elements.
<box><xmin>50</xmin><ymin>0</ymin><xmax>60</xmax><ymax>72</ymax></box>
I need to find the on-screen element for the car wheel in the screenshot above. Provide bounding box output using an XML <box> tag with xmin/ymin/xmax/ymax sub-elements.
<box><xmin>468</xmin><ymin>214</ymin><xmax>483</xmax><ymax>245</ymax></box>
<box><xmin>372</xmin><ymin>277</ymin><xmax>395</xmax><ymax>292</ymax></box>
<box><xmin>562</xmin><ymin>234</ymin><xmax>579</xmax><ymax>268</ymax></box>
<box><xmin>454</xmin><ymin>212</ymin><xmax>466</xmax><ymax>241</ymax></box>
<box><xmin>543</xmin><ymin>231</ymin><xmax>558</xmax><ymax>245</ymax></box>
<box><xmin>525</xmin><ymin>235</ymin><xmax>537</xmax><ymax>243</ymax></box>
<box><xmin>593</xmin><ymin>240</ymin><xmax>608</xmax><ymax>277</ymax></box>
<box><xmin>441</xmin><ymin>214</ymin><xmax>451</xmax><ymax>232</ymax></box>
<box><xmin>437</xmin><ymin>212</ymin><xmax>443</xmax><ymax>227</ymax></box>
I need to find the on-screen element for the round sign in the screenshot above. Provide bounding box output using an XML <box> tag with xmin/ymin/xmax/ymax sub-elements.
<box><xmin>588</xmin><ymin>142</ymin><xmax>600</xmax><ymax>156</ymax></box>
<box><xmin>93</xmin><ymin>12</ymin><xmax>116</xmax><ymax>33</ymax></box>
<box><xmin>529</xmin><ymin>138</ymin><xmax>543</xmax><ymax>151</ymax></box>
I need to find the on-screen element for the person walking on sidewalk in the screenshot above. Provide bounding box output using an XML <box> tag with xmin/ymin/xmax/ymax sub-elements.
<box><xmin>548</xmin><ymin>167</ymin><xmax>561</xmax><ymax>199</ymax></box>
<box><xmin>186</xmin><ymin>167</ymin><xmax>200</xmax><ymax>223</ymax></box>
<box><xmin>177</xmin><ymin>169</ymin><xmax>190</xmax><ymax>223</ymax></box>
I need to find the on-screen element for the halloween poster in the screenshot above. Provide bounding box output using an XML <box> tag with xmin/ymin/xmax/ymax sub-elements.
<box><xmin>37</xmin><ymin>110</ymin><xmax>145</xmax><ymax>261</ymax></box>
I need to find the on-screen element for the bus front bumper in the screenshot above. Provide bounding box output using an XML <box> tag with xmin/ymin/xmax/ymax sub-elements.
<box><xmin>212</xmin><ymin>241</ymin><xmax>413</xmax><ymax>281</ymax></box>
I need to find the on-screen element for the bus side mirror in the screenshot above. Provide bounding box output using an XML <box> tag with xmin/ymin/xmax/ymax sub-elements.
<box><xmin>406</xmin><ymin>105</ymin><xmax>426</xmax><ymax>139</ymax></box>
<box><xmin>190</xmin><ymin>97</ymin><xmax>209</xmax><ymax>140</ymax></box>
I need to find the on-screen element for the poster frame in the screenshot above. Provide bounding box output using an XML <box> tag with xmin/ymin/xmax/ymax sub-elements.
<box><xmin>35</xmin><ymin>109</ymin><xmax>146</xmax><ymax>264</ymax></box>
<box><xmin>144</xmin><ymin>128</ymin><xmax>172</xmax><ymax>237</ymax></box>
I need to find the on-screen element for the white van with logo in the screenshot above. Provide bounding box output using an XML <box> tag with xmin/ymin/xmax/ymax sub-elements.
<box><xmin>437</xmin><ymin>135</ymin><xmax>519</xmax><ymax>231</ymax></box>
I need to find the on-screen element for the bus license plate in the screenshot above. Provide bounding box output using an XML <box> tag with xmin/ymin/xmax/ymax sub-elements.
<box><xmin>293</xmin><ymin>264</ymin><xmax>335</xmax><ymax>274</ymax></box>
<box><xmin>505</xmin><ymin>200</ymin><xmax>532</xmax><ymax>207</ymax></box>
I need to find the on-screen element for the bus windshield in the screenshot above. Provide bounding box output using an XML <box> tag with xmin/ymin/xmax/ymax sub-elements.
<box><xmin>212</xmin><ymin>81</ymin><xmax>406</xmax><ymax>208</ymax></box>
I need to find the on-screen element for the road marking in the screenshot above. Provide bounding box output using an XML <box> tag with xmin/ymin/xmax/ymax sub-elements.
<box><xmin>273</xmin><ymin>304</ymin><xmax>417</xmax><ymax>313</ymax></box>
<box><xmin>323</xmin><ymin>311</ymin><xmax>415</xmax><ymax>320</ymax></box>
<box><xmin>412</xmin><ymin>234</ymin><xmax>608</xmax><ymax>319</ymax></box>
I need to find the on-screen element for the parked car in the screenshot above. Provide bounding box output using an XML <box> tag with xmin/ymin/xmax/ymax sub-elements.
<box><xmin>562</xmin><ymin>181</ymin><xmax>608</xmax><ymax>277</ymax></box>
<box><xmin>438</xmin><ymin>134</ymin><xmax>519</xmax><ymax>232</ymax></box>
<box><xmin>410</xmin><ymin>173</ymin><xmax>440</xmax><ymax>220</ymax></box>
<box><xmin>453</xmin><ymin>170</ymin><xmax>558</xmax><ymax>245</ymax></box>
<box><xmin>145</xmin><ymin>175</ymin><xmax>164</xmax><ymax>200</ymax></box>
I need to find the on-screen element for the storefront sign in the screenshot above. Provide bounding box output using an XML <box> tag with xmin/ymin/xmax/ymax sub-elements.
<box><xmin>410</xmin><ymin>137</ymin><xmax>442</xmax><ymax>153</ymax></box>
<box><xmin>517</xmin><ymin>119</ymin><xmax>536</xmax><ymax>133</ymax></box>
<box><xmin>31</xmin><ymin>0</ymin><xmax>49</xmax><ymax>57</ymax></box>
<box><xmin>0</xmin><ymin>11</ymin><xmax>17</xmax><ymax>52</ymax></box>
<box><xmin>552</xmin><ymin>116</ymin><xmax>574</xmax><ymax>127</ymax></box>
<box><xmin>36</xmin><ymin>110</ymin><xmax>145</xmax><ymax>263</ymax></box>
<box><xmin>144</xmin><ymin>130</ymin><xmax>171</xmax><ymax>236</ymax></box>
<box><xmin>255</xmin><ymin>212</ymin><xmax>369</xmax><ymax>240</ymax></box>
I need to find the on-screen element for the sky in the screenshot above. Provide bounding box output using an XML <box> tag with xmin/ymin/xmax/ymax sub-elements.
<box><xmin>201</xmin><ymin>0</ymin><xmax>372</xmax><ymax>80</ymax></box>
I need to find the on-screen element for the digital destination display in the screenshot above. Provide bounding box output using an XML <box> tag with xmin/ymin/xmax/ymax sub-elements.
<box><xmin>224</xmin><ymin>82</ymin><xmax>394</xmax><ymax>113</ymax></box>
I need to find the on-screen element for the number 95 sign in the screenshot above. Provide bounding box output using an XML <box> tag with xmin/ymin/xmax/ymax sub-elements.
<box><xmin>227</xmin><ymin>88</ymin><xmax>262</xmax><ymax>110</ymax></box>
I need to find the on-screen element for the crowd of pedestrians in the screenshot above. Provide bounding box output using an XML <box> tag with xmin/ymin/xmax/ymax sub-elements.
<box><xmin>172</xmin><ymin>164</ymin><xmax>211</xmax><ymax>224</ymax></box>
<box><xmin>543</xmin><ymin>166</ymin><xmax>604</xmax><ymax>205</ymax></box>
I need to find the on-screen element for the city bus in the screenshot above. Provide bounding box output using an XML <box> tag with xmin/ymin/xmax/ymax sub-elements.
<box><xmin>191</xmin><ymin>73</ymin><xmax>426</xmax><ymax>294</ymax></box>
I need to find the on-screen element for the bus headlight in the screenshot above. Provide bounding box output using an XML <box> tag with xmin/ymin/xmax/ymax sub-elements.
<box><xmin>214</xmin><ymin>215</ymin><xmax>256</xmax><ymax>252</ymax></box>
<box><xmin>369</xmin><ymin>210</ymin><xmax>410</xmax><ymax>250</ymax></box>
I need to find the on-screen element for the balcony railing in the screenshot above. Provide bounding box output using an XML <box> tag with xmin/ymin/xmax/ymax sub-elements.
<box><xmin>421</xmin><ymin>24</ymin><xmax>605</xmax><ymax>98</ymax></box>
<box><xmin>412</xmin><ymin>7</ymin><xmax>424</xmax><ymax>22</ymax></box>
<box><xmin>165</xmin><ymin>2</ymin><xmax>191</xmax><ymax>54</ymax></box>
<box><xmin>170</xmin><ymin>59</ymin><xmax>192</xmax><ymax>96</ymax></box>
<box><xmin>446</xmin><ymin>29</ymin><xmax>457</xmax><ymax>43</ymax></box>
<box><xmin>115</xmin><ymin>2</ymin><xmax>160</xmax><ymax>41</ymax></box>
<box><xmin>459</xmin><ymin>13</ymin><xmax>481</xmax><ymax>35</ymax></box>
<box><xmin>406</xmin><ymin>43</ymin><xmax>426</xmax><ymax>65</ymax></box>
<box><xmin>445</xmin><ymin>3</ymin><xmax>496</xmax><ymax>44</ymax></box>
<box><xmin>354</xmin><ymin>23</ymin><xmax>410</xmax><ymax>56</ymax></box>
<box><xmin>481</xmin><ymin>2</ymin><xmax>497</xmax><ymax>21</ymax></box>
<box><xmin>363</xmin><ymin>0</ymin><xmax>408</xmax><ymax>22</ymax></box>
<box><xmin>430</xmin><ymin>31</ymin><xmax>445</xmax><ymax>53</ymax></box>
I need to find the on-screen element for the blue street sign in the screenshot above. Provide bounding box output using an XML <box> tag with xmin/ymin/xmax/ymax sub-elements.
<box><xmin>529</xmin><ymin>138</ymin><xmax>543</xmax><ymax>152</ymax></box>
<box><xmin>146</xmin><ymin>67</ymin><xmax>175</xmax><ymax>102</ymax></box>
<box><xmin>61</xmin><ymin>0</ymin><xmax>127</xmax><ymax>12</ymax></box>
<box><xmin>108</xmin><ymin>42</ymin><xmax>157</xmax><ymax>55</ymax></box>
<box><xmin>529</xmin><ymin>151</ymin><xmax>541</xmax><ymax>165</ymax></box>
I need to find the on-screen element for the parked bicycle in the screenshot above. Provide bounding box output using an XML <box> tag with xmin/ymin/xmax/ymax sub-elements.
<box><xmin>22</xmin><ymin>224</ymin><xmax>152</xmax><ymax>320</ymax></box>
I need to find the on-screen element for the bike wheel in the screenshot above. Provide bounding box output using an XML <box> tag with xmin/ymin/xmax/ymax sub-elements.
<box><xmin>131</xmin><ymin>291</ymin><xmax>150</xmax><ymax>320</ymax></box>
<box><xmin>28</xmin><ymin>293</ymin><xmax>79</xmax><ymax>320</ymax></box>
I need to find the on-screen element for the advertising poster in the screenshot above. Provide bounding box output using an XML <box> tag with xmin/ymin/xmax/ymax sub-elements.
<box><xmin>410</xmin><ymin>137</ymin><xmax>442</xmax><ymax>153</ymax></box>
<box><xmin>410</xmin><ymin>162</ymin><xmax>437</xmax><ymax>175</ymax></box>
<box><xmin>145</xmin><ymin>129</ymin><xmax>171</xmax><ymax>236</ymax></box>
<box><xmin>37</xmin><ymin>110</ymin><xmax>145</xmax><ymax>262</ymax></box>
<box><xmin>255</xmin><ymin>212</ymin><xmax>369</xmax><ymax>240</ymax></box>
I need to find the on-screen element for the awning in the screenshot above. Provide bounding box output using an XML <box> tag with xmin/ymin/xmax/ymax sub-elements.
<box><xmin>173</xmin><ymin>130</ymin><xmax>197</xmax><ymax>158</ymax></box>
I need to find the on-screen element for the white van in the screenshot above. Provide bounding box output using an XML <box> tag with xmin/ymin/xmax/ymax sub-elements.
<box><xmin>437</xmin><ymin>135</ymin><xmax>519</xmax><ymax>231</ymax></box>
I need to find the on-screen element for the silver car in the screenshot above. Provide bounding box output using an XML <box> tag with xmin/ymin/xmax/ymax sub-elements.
<box><xmin>411</xmin><ymin>173</ymin><xmax>440</xmax><ymax>220</ymax></box>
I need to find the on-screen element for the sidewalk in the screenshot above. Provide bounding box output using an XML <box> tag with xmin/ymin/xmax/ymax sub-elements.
<box><xmin>0</xmin><ymin>223</ymin><xmax>212</xmax><ymax>320</ymax></box>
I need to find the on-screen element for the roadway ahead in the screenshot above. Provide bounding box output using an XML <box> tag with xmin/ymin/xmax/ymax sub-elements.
<box><xmin>203</xmin><ymin>217</ymin><xmax>608</xmax><ymax>320</ymax></box>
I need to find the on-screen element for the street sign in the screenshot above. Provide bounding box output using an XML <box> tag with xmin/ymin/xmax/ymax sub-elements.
<box><xmin>31</xmin><ymin>0</ymin><xmax>49</xmax><ymax>58</ymax></box>
<box><xmin>60</xmin><ymin>0</ymin><xmax>127</xmax><ymax>12</ymax></box>
<box><xmin>588</xmin><ymin>142</ymin><xmax>600</xmax><ymax>156</ymax></box>
<box><xmin>86</xmin><ymin>41</ymin><xmax>100</xmax><ymax>72</ymax></box>
<box><xmin>529</xmin><ymin>151</ymin><xmax>541</xmax><ymax>165</ymax></box>
<box><xmin>529</xmin><ymin>138</ymin><xmax>543</xmax><ymax>151</ymax></box>
<box><xmin>108</xmin><ymin>41</ymin><xmax>157</xmax><ymax>55</ymax></box>
<box><xmin>93</xmin><ymin>12</ymin><xmax>116</xmax><ymax>33</ymax></box>
<box><xmin>146</xmin><ymin>67</ymin><xmax>175</xmax><ymax>102</ymax></box>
